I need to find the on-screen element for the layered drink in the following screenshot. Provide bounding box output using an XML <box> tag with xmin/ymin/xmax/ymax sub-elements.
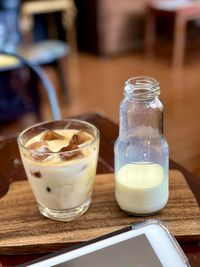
<box><xmin>18</xmin><ymin>120</ymin><xmax>99</xmax><ymax>221</ymax></box>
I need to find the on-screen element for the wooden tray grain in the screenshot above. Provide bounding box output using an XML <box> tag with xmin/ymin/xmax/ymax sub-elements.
<box><xmin>0</xmin><ymin>170</ymin><xmax>199</xmax><ymax>254</ymax></box>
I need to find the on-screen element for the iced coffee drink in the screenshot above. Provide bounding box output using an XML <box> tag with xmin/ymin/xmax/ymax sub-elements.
<box><xmin>18</xmin><ymin>120</ymin><xmax>99</xmax><ymax>221</ymax></box>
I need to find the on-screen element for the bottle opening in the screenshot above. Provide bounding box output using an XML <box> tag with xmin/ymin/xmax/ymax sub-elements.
<box><xmin>124</xmin><ymin>76</ymin><xmax>160</xmax><ymax>99</ymax></box>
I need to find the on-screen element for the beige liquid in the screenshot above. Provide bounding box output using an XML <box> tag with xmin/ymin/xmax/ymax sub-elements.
<box><xmin>115</xmin><ymin>163</ymin><xmax>168</xmax><ymax>214</ymax></box>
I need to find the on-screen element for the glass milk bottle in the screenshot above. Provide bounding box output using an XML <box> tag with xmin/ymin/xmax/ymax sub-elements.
<box><xmin>114</xmin><ymin>76</ymin><xmax>169</xmax><ymax>216</ymax></box>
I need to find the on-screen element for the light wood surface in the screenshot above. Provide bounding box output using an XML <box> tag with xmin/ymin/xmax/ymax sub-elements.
<box><xmin>0</xmin><ymin>170</ymin><xmax>199</xmax><ymax>254</ymax></box>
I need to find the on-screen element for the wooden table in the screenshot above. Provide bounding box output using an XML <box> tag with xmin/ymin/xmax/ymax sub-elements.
<box><xmin>0</xmin><ymin>113</ymin><xmax>199</xmax><ymax>266</ymax></box>
<box><xmin>145</xmin><ymin>1</ymin><xmax>200</xmax><ymax>68</ymax></box>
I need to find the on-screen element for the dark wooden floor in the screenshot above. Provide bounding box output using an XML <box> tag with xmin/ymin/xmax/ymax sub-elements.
<box><xmin>1</xmin><ymin>49</ymin><xmax>200</xmax><ymax>178</ymax></box>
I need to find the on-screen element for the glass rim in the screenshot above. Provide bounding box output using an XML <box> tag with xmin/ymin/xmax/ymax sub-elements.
<box><xmin>124</xmin><ymin>76</ymin><xmax>160</xmax><ymax>98</ymax></box>
<box><xmin>125</xmin><ymin>76</ymin><xmax>159</xmax><ymax>86</ymax></box>
<box><xmin>17</xmin><ymin>119</ymin><xmax>100</xmax><ymax>154</ymax></box>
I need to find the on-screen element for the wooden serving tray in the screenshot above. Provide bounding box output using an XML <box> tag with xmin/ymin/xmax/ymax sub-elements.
<box><xmin>0</xmin><ymin>170</ymin><xmax>199</xmax><ymax>254</ymax></box>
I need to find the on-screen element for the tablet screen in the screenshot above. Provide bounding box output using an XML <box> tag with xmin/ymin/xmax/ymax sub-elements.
<box><xmin>55</xmin><ymin>234</ymin><xmax>163</xmax><ymax>267</ymax></box>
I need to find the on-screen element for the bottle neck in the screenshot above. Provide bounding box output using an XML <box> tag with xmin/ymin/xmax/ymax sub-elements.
<box><xmin>120</xmin><ymin>77</ymin><xmax>163</xmax><ymax>139</ymax></box>
<box><xmin>124</xmin><ymin>76</ymin><xmax>160</xmax><ymax>100</ymax></box>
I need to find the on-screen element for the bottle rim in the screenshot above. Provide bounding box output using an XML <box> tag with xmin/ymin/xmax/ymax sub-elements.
<box><xmin>124</xmin><ymin>76</ymin><xmax>160</xmax><ymax>99</ymax></box>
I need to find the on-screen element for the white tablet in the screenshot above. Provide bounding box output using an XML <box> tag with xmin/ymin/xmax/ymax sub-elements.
<box><xmin>18</xmin><ymin>220</ymin><xmax>190</xmax><ymax>267</ymax></box>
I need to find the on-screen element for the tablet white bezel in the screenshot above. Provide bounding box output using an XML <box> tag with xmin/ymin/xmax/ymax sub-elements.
<box><xmin>27</xmin><ymin>221</ymin><xmax>190</xmax><ymax>267</ymax></box>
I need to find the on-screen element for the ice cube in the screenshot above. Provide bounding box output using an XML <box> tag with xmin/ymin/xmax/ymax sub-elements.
<box><xmin>70</xmin><ymin>130</ymin><xmax>90</xmax><ymax>146</ymax></box>
<box><xmin>30</xmin><ymin>170</ymin><xmax>42</xmax><ymax>178</ymax></box>
<box><xmin>59</xmin><ymin>144</ymin><xmax>83</xmax><ymax>161</ymax></box>
<box><xmin>30</xmin><ymin>146</ymin><xmax>52</xmax><ymax>161</ymax></box>
<box><xmin>42</xmin><ymin>130</ymin><xmax>64</xmax><ymax>141</ymax></box>
<box><xmin>27</xmin><ymin>141</ymin><xmax>48</xmax><ymax>150</ymax></box>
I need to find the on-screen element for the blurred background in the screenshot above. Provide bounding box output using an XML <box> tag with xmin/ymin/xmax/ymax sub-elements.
<box><xmin>0</xmin><ymin>0</ymin><xmax>200</xmax><ymax>178</ymax></box>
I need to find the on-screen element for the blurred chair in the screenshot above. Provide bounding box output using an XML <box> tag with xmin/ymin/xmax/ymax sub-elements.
<box><xmin>0</xmin><ymin>0</ymin><xmax>21</xmax><ymax>52</ymax></box>
<box><xmin>0</xmin><ymin>0</ymin><xmax>77</xmax><ymax>102</ymax></box>
<box><xmin>144</xmin><ymin>0</ymin><xmax>200</xmax><ymax>68</ymax></box>
<box><xmin>0</xmin><ymin>51</ymin><xmax>61</xmax><ymax>126</ymax></box>
<box><xmin>18</xmin><ymin>0</ymin><xmax>77</xmax><ymax>102</ymax></box>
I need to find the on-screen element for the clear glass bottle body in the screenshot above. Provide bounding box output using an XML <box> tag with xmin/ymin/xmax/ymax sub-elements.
<box><xmin>114</xmin><ymin>77</ymin><xmax>169</xmax><ymax>216</ymax></box>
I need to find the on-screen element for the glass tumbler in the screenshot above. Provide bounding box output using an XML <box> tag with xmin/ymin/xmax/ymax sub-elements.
<box><xmin>18</xmin><ymin>119</ymin><xmax>99</xmax><ymax>221</ymax></box>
